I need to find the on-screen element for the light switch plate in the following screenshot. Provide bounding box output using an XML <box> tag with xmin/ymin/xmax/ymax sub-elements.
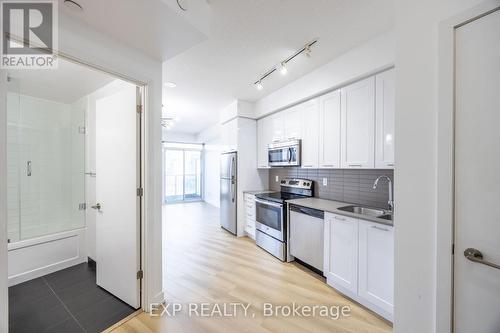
<box><xmin>323</xmin><ymin>178</ymin><xmax>328</xmax><ymax>186</ymax></box>
<box><xmin>275</xmin><ymin>176</ymin><xmax>279</xmax><ymax>182</ymax></box>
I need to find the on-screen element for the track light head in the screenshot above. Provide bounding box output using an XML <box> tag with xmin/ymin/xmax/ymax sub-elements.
<box><xmin>256</xmin><ymin>81</ymin><xmax>263</xmax><ymax>90</ymax></box>
<box><xmin>279</xmin><ymin>62</ymin><xmax>288</xmax><ymax>75</ymax></box>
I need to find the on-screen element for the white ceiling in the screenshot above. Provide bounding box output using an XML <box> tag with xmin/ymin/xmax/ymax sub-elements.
<box><xmin>163</xmin><ymin>0</ymin><xmax>394</xmax><ymax>134</ymax></box>
<box><xmin>58</xmin><ymin>0</ymin><xmax>209</xmax><ymax>60</ymax></box>
<box><xmin>8</xmin><ymin>58</ymin><xmax>115</xmax><ymax>104</ymax></box>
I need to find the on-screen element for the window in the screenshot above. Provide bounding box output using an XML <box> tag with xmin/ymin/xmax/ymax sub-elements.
<box><xmin>163</xmin><ymin>143</ymin><xmax>203</xmax><ymax>203</ymax></box>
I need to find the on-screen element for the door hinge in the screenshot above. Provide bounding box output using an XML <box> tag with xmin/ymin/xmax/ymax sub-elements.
<box><xmin>137</xmin><ymin>270</ymin><xmax>143</xmax><ymax>279</ymax></box>
<box><xmin>136</xmin><ymin>105</ymin><xmax>143</xmax><ymax>114</ymax></box>
<box><xmin>79</xmin><ymin>203</ymin><xmax>87</xmax><ymax>210</ymax></box>
<box><xmin>452</xmin><ymin>243</ymin><xmax>455</xmax><ymax>255</ymax></box>
<box><xmin>78</xmin><ymin>126</ymin><xmax>86</xmax><ymax>134</ymax></box>
<box><xmin>137</xmin><ymin>187</ymin><xmax>144</xmax><ymax>197</ymax></box>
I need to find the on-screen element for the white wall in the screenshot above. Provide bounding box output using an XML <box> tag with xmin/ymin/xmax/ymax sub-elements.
<box><xmin>163</xmin><ymin>130</ymin><xmax>198</xmax><ymax>143</ymax></box>
<box><xmin>197</xmin><ymin>124</ymin><xmax>222</xmax><ymax>207</ymax></box>
<box><xmin>255</xmin><ymin>30</ymin><xmax>395</xmax><ymax>117</ymax></box>
<box><xmin>0</xmin><ymin>14</ymin><xmax>164</xmax><ymax>328</ymax></box>
<box><xmin>393</xmin><ymin>1</ymin><xmax>485</xmax><ymax>333</ymax></box>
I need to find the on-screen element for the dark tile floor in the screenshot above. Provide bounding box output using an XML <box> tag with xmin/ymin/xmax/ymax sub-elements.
<box><xmin>9</xmin><ymin>263</ymin><xmax>136</xmax><ymax>333</ymax></box>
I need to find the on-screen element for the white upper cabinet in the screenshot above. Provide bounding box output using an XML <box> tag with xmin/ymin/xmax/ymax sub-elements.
<box><xmin>270</xmin><ymin>113</ymin><xmax>285</xmax><ymax>142</ymax></box>
<box><xmin>284</xmin><ymin>105</ymin><xmax>302</xmax><ymax>140</ymax></box>
<box><xmin>221</xmin><ymin>118</ymin><xmax>238</xmax><ymax>152</ymax></box>
<box><xmin>257</xmin><ymin>117</ymin><xmax>272</xmax><ymax>168</ymax></box>
<box><xmin>341</xmin><ymin>77</ymin><xmax>375</xmax><ymax>168</ymax></box>
<box><xmin>319</xmin><ymin>90</ymin><xmax>341</xmax><ymax>168</ymax></box>
<box><xmin>358</xmin><ymin>219</ymin><xmax>394</xmax><ymax>318</ymax></box>
<box><xmin>375</xmin><ymin>68</ymin><xmax>395</xmax><ymax>169</ymax></box>
<box><xmin>300</xmin><ymin>99</ymin><xmax>320</xmax><ymax>168</ymax></box>
<box><xmin>254</xmin><ymin>69</ymin><xmax>394</xmax><ymax>171</ymax></box>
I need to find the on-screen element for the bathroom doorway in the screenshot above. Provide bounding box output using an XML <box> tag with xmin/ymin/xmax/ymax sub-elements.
<box><xmin>6</xmin><ymin>55</ymin><xmax>144</xmax><ymax>332</ymax></box>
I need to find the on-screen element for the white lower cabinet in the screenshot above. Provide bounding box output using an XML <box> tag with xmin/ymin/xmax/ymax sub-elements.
<box><xmin>358</xmin><ymin>219</ymin><xmax>394</xmax><ymax>317</ymax></box>
<box><xmin>243</xmin><ymin>193</ymin><xmax>256</xmax><ymax>239</ymax></box>
<box><xmin>324</xmin><ymin>213</ymin><xmax>358</xmax><ymax>294</ymax></box>
<box><xmin>324</xmin><ymin>212</ymin><xmax>394</xmax><ymax>321</ymax></box>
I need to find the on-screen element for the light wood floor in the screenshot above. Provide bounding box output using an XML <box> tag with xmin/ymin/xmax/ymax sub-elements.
<box><xmin>109</xmin><ymin>202</ymin><xmax>392</xmax><ymax>333</ymax></box>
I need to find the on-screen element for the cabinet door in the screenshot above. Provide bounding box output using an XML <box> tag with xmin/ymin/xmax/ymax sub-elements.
<box><xmin>284</xmin><ymin>105</ymin><xmax>302</xmax><ymax>140</ymax></box>
<box><xmin>375</xmin><ymin>69</ymin><xmax>395</xmax><ymax>169</ymax></box>
<box><xmin>358</xmin><ymin>220</ymin><xmax>394</xmax><ymax>316</ymax></box>
<box><xmin>301</xmin><ymin>99</ymin><xmax>319</xmax><ymax>168</ymax></box>
<box><xmin>324</xmin><ymin>213</ymin><xmax>358</xmax><ymax>294</ymax></box>
<box><xmin>222</xmin><ymin>119</ymin><xmax>238</xmax><ymax>152</ymax></box>
<box><xmin>257</xmin><ymin>118</ymin><xmax>271</xmax><ymax>168</ymax></box>
<box><xmin>319</xmin><ymin>90</ymin><xmax>341</xmax><ymax>168</ymax></box>
<box><xmin>341</xmin><ymin>77</ymin><xmax>375</xmax><ymax>168</ymax></box>
<box><xmin>270</xmin><ymin>113</ymin><xmax>285</xmax><ymax>142</ymax></box>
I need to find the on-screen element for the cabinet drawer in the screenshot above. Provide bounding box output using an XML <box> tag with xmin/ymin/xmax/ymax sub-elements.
<box><xmin>244</xmin><ymin>193</ymin><xmax>256</xmax><ymax>202</ymax></box>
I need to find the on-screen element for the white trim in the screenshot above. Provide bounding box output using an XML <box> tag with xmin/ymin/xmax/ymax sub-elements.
<box><xmin>0</xmin><ymin>69</ymin><xmax>8</xmax><ymax>333</ymax></box>
<box><xmin>436</xmin><ymin>2</ymin><xmax>500</xmax><ymax>332</ymax></box>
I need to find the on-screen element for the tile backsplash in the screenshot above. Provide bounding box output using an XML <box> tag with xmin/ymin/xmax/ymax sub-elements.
<box><xmin>269</xmin><ymin>168</ymin><xmax>394</xmax><ymax>209</ymax></box>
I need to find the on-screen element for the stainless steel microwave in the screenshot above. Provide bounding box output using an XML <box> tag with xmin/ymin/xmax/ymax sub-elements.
<box><xmin>268</xmin><ymin>139</ymin><xmax>301</xmax><ymax>167</ymax></box>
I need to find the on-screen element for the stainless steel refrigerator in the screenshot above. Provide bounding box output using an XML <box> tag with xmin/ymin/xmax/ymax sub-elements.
<box><xmin>220</xmin><ymin>151</ymin><xmax>237</xmax><ymax>235</ymax></box>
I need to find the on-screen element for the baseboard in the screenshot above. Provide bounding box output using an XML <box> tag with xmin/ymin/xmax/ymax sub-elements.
<box><xmin>326</xmin><ymin>277</ymin><xmax>393</xmax><ymax>323</ymax></box>
<box><xmin>8</xmin><ymin>257</ymin><xmax>86</xmax><ymax>286</ymax></box>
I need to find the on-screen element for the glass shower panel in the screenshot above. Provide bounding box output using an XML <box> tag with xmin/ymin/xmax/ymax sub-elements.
<box><xmin>6</xmin><ymin>74</ymin><xmax>86</xmax><ymax>242</ymax></box>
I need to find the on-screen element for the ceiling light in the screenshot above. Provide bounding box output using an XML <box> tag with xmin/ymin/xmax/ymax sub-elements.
<box><xmin>164</xmin><ymin>82</ymin><xmax>177</xmax><ymax>88</ymax></box>
<box><xmin>253</xmin><ymin>40</ymin><xmax>317</xmax><ymax>89</ymax></box>
<box><xmin>64</xmin><ymin>0</ymin><xmax>83</xmax><ymax>11</ymax></box>
<box><xmin>304</xmin><ymin>45</ymin><xmax>312</xmax><ymax>58</ymax></box>
<box><xmin>279</xmin><ymin>62</ymin><xmax>288</xmax><ymax>75</ymax></box>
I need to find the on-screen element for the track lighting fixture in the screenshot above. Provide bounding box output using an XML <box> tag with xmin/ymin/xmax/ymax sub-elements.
<box><xmin>253</xmin><ymin>40</ymin><xmax>317</xmax><ymax>90</ymax></box>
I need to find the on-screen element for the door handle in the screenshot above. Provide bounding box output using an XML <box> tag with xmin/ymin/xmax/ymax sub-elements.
<box><xmin>91</xmin><ymin>203</ymin><xmax>102</xmax><ymax>211</ymax></box>
<box><xmin>27</xmin><ymin>161</ymin><xmax>32</xmax><ymax>176</ymax></box>
<box><xmin>464</xmin><ymin>248</ymin><xmax>500</xmax><ymax>270</ymax></box>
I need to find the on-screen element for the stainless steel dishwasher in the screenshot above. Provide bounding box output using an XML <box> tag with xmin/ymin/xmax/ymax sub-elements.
<box><xmin>289</xmin><ymin>204</ymin><xmax>324</xmax><ymax>272</ymax></box>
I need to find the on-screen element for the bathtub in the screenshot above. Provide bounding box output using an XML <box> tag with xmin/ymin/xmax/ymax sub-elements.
<box><xmin>8</xmin><ymin>228</ymin><xmax>87</xmax><ymax>286</ymax></box>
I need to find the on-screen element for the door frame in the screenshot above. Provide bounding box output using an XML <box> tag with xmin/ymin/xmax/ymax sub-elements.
<box><xmin>3</xmin><ymin>41</ymin><xmax>147</xmax><ymax>309</ymax></box>
<box><xmin>436</xmin><ymin>2</ymin><xmax>500</xmax><ymax>332</ymax></box>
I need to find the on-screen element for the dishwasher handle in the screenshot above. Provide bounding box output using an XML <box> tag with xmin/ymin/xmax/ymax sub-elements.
<box><xmin>290</xmin><ymin>205</ymin><xmax>324</xmax><ymax>219</ymax></box>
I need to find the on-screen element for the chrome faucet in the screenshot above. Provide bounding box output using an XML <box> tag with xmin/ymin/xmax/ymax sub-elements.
<box><xmin>373</xmin><ymin>175</ymin><xmax>394</xmax><ymax>212</ymax></box>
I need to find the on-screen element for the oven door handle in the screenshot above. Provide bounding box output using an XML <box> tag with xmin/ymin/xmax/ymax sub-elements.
<box><xmin>255</xmin><ymin>198</ymin><xmax>283</xmax><ymax>208</ymax></box>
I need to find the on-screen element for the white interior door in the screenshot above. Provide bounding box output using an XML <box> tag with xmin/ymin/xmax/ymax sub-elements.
<box><xmin>454</xmin><ymin>9</ymin><xmax>500</xmax><ymax>333</ymax></box>
<box><xmin>95</xmin><ymin>83</ymin><xmax>140</xmax><ymax>309</ymax></box>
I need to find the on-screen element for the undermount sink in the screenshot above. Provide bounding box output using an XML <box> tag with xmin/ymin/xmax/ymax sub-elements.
<box><xmin>378</xmin><ymin>214</ymin><xmax>393</xmax><ymax>221</ymax></box>
<box><xmin>337</xmin><ymin>205</ymin><xmax>391</xmax><ymax>220</ymax></box>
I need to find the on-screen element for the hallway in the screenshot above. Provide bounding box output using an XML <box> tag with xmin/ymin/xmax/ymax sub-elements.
<box><xmin>110</xmin><ymin>202</ymin><xmax>391</xmax><ymax>332</ymax></box>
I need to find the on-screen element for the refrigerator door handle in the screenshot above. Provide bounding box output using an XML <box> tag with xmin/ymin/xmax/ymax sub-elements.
<box><xmin>231</xmin><ymin>180</ymin><xmax>236</xmax><ymax>203</ymax></box>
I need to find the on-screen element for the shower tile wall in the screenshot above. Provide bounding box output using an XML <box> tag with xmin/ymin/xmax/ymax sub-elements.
<box><xmin>7</xmin><ymin>93</ymin><xmax>85</xmax><ymax>242</ymax></box>
<box><xmin>269</xmin><ymin>168</ymin><xmax>394</xmax><ymax>209</ymax></box>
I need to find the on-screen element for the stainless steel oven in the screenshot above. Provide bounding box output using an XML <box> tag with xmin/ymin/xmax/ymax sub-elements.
<box><xmin>254</xmin><ymin>179</ymin><xmax>314</xmax><ymax>261</ymax></box>
<box><xmin>268</xmin><ymin>139</ymin><xmax>301</xmax><ymax>167</ymax></box>
<box><xmin>255</xmin><ymin>198</ymin><xmax>284</xmax><ymax>241</ymax></box>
